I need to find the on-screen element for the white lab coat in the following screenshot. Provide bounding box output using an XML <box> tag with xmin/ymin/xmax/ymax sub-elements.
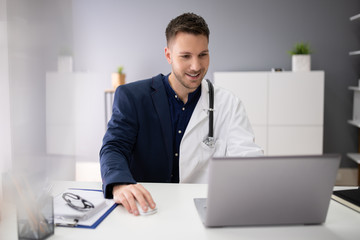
<box><xmin>179</xmin><ymin>80</ymin><xmax>264</xmax><ymax>183</ymax></box>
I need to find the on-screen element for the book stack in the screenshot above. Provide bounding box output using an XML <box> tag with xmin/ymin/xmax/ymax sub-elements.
<box><xmin>332</xmin><ymin>187</ymin><xmax>360</xmax><ymax>213</ymax></box>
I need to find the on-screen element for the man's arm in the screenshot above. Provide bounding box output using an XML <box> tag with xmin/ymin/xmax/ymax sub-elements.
<box><xmin>100</xmin><ymin>85</ymin><xmax>138</xmax><ymax>197</ymax></box>
<box><xmin>100</xmin><ymin>85</ymin><xmax>156</xmax><ymax>215</ymax></box>
<box><xmin>225</xmin><ymin>94</ymin><xmax>264</xmax><ymax>156</ymax></box>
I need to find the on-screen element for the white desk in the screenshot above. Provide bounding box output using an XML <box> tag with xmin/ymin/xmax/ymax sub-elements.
<box><xmin>1</xmin><ymin>182</ymin><xmax>360</xmax><ymax>240</ymax></box>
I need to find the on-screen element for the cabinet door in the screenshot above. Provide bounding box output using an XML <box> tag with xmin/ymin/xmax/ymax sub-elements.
<box><xmin>268</xmin><ymin>72</ymin><xmax>324</xmax><ymax>125</ymax></box>
<box><xmin>268</xmin><ymin>126</ymin><xmax>323</xmax><ymax>155</ymax></box>
<box><xmin>46</xmin><ymin>72</ymin><xmax>106</xmax><ymax>157</ymax></box>
<box><xmin>214</xmin><ymin>72</ymin><xmax>268</xmax><ymax>125</ymax></box>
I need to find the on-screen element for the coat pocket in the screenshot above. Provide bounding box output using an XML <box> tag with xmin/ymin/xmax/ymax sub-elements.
<box><xmin>200</xmin><ymin>138</ymin><xmax>225</xmax><ymax>164</ymax></box>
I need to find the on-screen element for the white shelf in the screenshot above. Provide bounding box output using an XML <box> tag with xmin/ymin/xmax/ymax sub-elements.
<box><xmin>349</xmin><ymin>50</ymin><xmax>360</xmax><ymax>56</ymax></box>
<box><xmin>350</xmin><ymin>13</ymin><xmax>360</xmax><ymax>21</ymax></box>
<box><xmin>348</xmin><ymin>13</ymin><xmax>360</xmax><ymax>186</ymax></box>
<box><xmin>347</xmin><ymin>153</ymin><xmax>360</xmax><ymax>164</ymax></box>
<box><xmin>349</xmin><ymin>86</ymin><xmax>360</xmax><ymax>91</ymax></box>
<box><xmin>348</xmin><ymin>120</ymin><xmax>360</xmax><ymax>128</ymax></box>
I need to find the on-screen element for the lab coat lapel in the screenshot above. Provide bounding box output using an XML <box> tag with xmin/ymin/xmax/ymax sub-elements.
<box><xmin>151</xmin><ymin>76</ymin><xmax>173</xmax><ymax>162</ymax></box>
<box><xmin>183</xmin><ymin>80</ymin><xmax>209</xmax><ymax>138</ymax></box>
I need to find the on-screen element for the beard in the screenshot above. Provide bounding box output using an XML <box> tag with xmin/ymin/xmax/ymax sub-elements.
<box><xmin>172</xmin><ymin>68</ymin><xmax>208</xmax><ymax>92</ymax></box>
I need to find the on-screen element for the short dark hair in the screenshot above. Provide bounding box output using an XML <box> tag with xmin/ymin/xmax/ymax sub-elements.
<box><xmin>165</xmin><ymin>12</ymin><xmax>210</xmax><ymax>45</ymax></box>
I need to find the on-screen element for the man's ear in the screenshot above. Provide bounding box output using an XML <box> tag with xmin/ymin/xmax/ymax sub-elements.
<box><xmin>164</xmin><ymin>47</ymin><xmax>172</xmax><ymax>64</ymax></box>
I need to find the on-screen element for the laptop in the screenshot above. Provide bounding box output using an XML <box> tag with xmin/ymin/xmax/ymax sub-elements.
<box><xmin>194</xmin><ymin>155</ymin><xmax>341</xmax><ymax>227</ymax></box>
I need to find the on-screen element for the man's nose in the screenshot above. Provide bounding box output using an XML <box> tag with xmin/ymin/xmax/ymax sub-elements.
<box><xmin>190</xmin><ymin>58</ymin><xmax>201</xmax><ymax>71</ymax></box>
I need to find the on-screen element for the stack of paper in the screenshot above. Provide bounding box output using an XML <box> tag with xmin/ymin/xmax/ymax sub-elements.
<box><xmin>54</xmin><ymin>189</ymin><xmax>117</xmax><ymax>228</ymax></box>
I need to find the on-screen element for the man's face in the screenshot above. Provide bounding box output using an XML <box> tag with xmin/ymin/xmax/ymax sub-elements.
<box><xmin>165</xmin><ymin>32</ymin><xmax>209</xmax><ymax>93</ymax></box>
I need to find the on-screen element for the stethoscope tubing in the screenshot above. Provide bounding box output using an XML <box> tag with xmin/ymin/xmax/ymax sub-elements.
<box><xmin>206</xmin><ymin>79</ymin><xmax>214</xmax><ymax>138</ymax></box>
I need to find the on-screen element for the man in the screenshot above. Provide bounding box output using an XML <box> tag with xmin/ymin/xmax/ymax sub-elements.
<box><xmin>100</xmin><ymin>13</ymin><xmax>263</xmax><ymax>216</ymax></box>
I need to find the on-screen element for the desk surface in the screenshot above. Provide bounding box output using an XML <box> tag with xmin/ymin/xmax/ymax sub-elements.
<box><xmin>1</xmin><ymin>182</ymin><xmax>360</xmax><ymax>240</ymax></box>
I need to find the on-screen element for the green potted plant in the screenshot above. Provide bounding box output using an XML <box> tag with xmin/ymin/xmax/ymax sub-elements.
<box><xmin>288</xmin><ymin>42</ymin><xmax>312</xmax><ymax>72</ymax></box>
<box><xmin>111</xmin><ymin>66</ymin><xmax>126</xmax><ymax>89</ymax></box>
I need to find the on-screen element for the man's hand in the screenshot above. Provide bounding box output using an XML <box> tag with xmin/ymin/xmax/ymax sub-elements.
<box><xmin>112</xmin><ymin>184</ymin><xmax>156</xmax><ymax>216</ymax></box>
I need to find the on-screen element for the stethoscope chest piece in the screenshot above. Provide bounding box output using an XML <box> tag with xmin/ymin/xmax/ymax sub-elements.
<box><xmin>203</xmin><ymin>136</ymin><xmax>215</xmax><ymax>148</ymax></box>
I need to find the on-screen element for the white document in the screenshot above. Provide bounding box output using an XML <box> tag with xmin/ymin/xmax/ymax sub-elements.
<box><xmin>54</xmin><ymin>189</ymin><xmax>115</xmax><ymax>227</ymax></box>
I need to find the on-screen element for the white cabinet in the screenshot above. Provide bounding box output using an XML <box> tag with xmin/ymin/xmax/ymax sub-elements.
<box><xmin>347</xmin><ymin>13</ymin><xmax>360</xmax><ymax>186</ymax></box>
<box><xmin>46</xmin><ymin>72</ymin><xmax>107</xmax><ymax>159</ymax></box>
<box><xmin>214</xmin><ymin>71</ymin><xmax>324</xmax><ymax>156</ymax></box>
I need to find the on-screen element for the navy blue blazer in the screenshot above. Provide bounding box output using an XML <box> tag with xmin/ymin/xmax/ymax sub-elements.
<box><xmin>100</xmin><ymin>74</ymin><xmax>174</xmax><ymax>198</ymax></box>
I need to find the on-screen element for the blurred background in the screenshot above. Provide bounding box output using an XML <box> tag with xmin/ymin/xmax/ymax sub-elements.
<box><xmin>1</xmin><ymin>0</ymin><xmax>360</xmax><ymax>184</ymax></box>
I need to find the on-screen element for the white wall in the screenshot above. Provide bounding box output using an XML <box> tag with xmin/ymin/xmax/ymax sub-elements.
<box><xmin>70</xmin><ymin>0</ymin><xmax>360</xmax><ymax>167</ymax></box>
<box><xmin>6</xmin><ymin>0</ymin><xmax>74</xmax><ymax>179</ymax></box>
<box><xmin>4</xmin><ymin>0</ymin><xmax>360</xmax><ymax>183</ymax></box>
<box><xmin>0</xmin><ymin>0</ymin><xmax>12</xmax><ymax>175</ymax></box>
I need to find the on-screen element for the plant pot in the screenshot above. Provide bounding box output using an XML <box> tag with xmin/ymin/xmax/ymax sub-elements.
<box><xmin>57</xmin><ymin>56</ymin><xmax>73</xmax><ymax>72</ymax></box>
<box><xmin>292</xmin><ymin>55</ymin><xmax>311</xmax><ymax>72</ymax></box>
<box><xmin>111</xmin><ymin>73</ymin><xmax>126</xmax><ymax>89</ymax></box>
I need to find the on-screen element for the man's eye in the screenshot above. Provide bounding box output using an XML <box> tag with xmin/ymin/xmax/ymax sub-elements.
<box><xmin>200</xmin><ymin>53</ymin><xmax>208</xmax><ymax>57</ymax></box>
<box><xmin>181</xmin><ymin>55</ymin><xmax>190</xmax><ymax>59</ymax></box>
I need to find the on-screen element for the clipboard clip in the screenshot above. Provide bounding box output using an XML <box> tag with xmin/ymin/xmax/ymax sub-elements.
<box><xmin>55</xmin><ymin>218</ymin><xmax>79</xmax><ymax>227</ymax></box>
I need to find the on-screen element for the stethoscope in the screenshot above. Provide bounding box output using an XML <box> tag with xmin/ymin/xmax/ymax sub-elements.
<box><xmin>203</xmin><ymin>79</ymin><xmax>215</xmax><ymax>148</ymax></box>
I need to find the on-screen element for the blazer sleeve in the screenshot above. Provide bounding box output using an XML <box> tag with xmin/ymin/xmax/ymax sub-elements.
<box><xmin>100</xmin><ymin>85</ymin><xmax>138</xmax><ymax>198</ymax></box>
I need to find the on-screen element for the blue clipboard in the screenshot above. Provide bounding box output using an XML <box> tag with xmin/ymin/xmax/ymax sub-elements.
<box><xmin>56</xmin><ymin>188</ymin><xmax>118</xmax><ymax>229</ymax></box>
